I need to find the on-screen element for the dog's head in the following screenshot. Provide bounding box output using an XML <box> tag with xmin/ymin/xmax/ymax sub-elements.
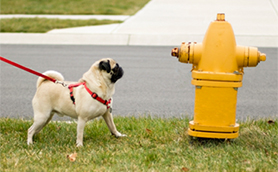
<box><xmin>98</xmin><ymin>58</ymin><xmax>124</xmax><ymax>83</ymax></box>
<box><xmin>81</xmin><ymin>58</ymin><xmax>124</xmax><ymax>88</ymax></box>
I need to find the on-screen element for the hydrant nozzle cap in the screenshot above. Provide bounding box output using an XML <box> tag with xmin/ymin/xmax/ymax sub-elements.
<box><xmin>217</xmin><ymin>13</ymin><xmax>225</xmax><ymax>21</ymax></box>
<box><xmin>260</xmin><ymin>53</ymin><xmax>266</xmax><ymax>61</ymax></box>
<box><xmin>171</xmin><ymin>48</ymin><xmax>179</xmax><ymax>58</ymax></box>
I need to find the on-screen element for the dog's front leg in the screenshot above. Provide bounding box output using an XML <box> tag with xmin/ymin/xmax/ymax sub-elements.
<box><xmin>76</xmin><ymin>117</ymin><xmax>86</xmax><ymax>147</ymax></box>
<box><xmin>102</xmin><ymin>110</ymin><xmax>126</xmax><ymax>137</ymax></box>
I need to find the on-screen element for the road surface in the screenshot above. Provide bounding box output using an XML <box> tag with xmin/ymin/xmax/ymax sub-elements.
<box><xmin>0</xmin><ymin>44</ymin><xmax>277</xmax><ymax>121</ymax></box>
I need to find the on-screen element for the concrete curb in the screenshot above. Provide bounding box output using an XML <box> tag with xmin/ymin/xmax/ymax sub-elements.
<box><xmin>1</xmin><ymin>33</ymin><xmax>277</xmax><ymax>47</ymax></box>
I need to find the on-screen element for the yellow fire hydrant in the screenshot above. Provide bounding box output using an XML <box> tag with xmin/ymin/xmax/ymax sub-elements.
<box><xmin>171</xmin><ymin>13</ymin><xmax>266</xmax><ymax>139</ymax></box>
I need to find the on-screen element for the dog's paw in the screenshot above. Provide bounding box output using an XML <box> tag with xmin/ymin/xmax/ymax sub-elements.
<box><xmin>112</xmin><ymin>132</ymin><xmax>127</xmax><ymax>138</ymax></box>
<box><xmin>76</xmin><ymin>141</ymin><xmax>83</xmax><ymax>147</ymax></box>
<box><xmin>27</xmin><ymin>139</ymin><xmax>33</xmax><ymax>145</ymax></box>
<box><xmin>118</xmin><ymin>133</ymin><xmax>127</xmax><ymax>137</ymax></box>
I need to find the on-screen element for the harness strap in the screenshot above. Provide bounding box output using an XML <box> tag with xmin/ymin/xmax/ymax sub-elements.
<box><xmin>68</xmin><ymin>82</ymin><xmax>111</xmax><ymax>109</ymax></box>
<box><xmin>68</xmin><ymin>83</ymin><xmax>83</xmax><ymax>104</ymax></box>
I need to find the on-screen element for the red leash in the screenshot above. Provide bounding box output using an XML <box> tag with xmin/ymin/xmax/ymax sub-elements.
<box><xmin>0</xmin><ymin>56</ymin><xmax>57</xmax><ymax>83</ymax></box>
<box><xmin>1</xmin><ymin>56</ymin><xmax>111</xmax><ymax>108</ymax></box>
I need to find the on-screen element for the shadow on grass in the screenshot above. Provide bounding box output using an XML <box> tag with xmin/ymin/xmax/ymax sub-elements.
<box><xmin>188</xmin><ymin>137</ymin><xmax>232</xmax><ymax>147</ymax></box>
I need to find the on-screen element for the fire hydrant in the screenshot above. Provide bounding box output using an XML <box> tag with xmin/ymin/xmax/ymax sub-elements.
<box><xmin>171</xmin><ymin>13</ymin><xmax>266</xmax><ymax>139</ymax></box>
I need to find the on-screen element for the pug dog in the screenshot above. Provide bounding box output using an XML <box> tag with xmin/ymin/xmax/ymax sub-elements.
<box><xmin>27</xmin><ymin>58</ymin><xmax>126</xmax><ymax>147</ymax></box>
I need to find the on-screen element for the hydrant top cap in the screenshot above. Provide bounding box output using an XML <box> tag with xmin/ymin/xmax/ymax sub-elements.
<box><xmin>217</xmin><ymin>13</ymin><xmax>225</xmax><ymax>21</ymax></box>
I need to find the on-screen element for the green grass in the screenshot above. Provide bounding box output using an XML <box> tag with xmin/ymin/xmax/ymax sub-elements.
<box><xmin>0</xmin><ymin>0</ymin><xmax>150</xmax><ymax>33</ymax></box>
<box><xmin>1</xmin><ymin>117</ymin><xmax>277</xmax><ymax>171</ymax></box>
<box><xmin>0</xmin><ymin>0</ymin><xmax>150</xmax><ymax>15</ymax></box>
<box><xmin>0</xmin><ymin>18</ymin><xmax>122</xmax><ymax>33</ymax></box>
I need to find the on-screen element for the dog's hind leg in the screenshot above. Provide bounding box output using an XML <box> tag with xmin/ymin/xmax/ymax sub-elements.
<box><xmin>27</xmin><ymin>111</ymin><xmax>54</xmax><ymax>145</ymax></box>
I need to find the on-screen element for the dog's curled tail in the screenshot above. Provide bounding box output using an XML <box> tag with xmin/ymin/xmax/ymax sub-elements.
<box><xmin>36</xmin><ymin>70</ymin><xmax>64</xmax><ymax>88</ymax></box>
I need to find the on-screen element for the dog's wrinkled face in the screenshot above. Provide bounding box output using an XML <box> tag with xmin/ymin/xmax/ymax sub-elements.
<box><xmin>99</xmin><ymin>59</ymin><xmax>124</xmax><ymax>83</ymax></box>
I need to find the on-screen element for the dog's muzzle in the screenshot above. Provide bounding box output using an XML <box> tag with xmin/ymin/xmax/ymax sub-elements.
<box><xmin>111</xmin><ymin>66</ymin><xmax>124</xmax><ymax>83</ymax></box>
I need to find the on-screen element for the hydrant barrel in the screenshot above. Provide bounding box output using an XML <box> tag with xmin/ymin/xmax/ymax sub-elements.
<box><xmin>171</xmin><ymin>13</ymin><xmax>266</xmax><ymax>139</ymax></box>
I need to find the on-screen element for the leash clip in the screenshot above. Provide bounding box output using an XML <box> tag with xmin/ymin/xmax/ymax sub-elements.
<box><xmin>55</xmin><ymin>80</ymin><xmax>68</xmax><ymax>87</ymax></box>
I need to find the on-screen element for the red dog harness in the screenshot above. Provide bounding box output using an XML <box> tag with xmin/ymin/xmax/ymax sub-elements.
<box><xmin>68</xmin><ymin>82</ymin><xmax>111</xmax><ymax>109</ymax></box>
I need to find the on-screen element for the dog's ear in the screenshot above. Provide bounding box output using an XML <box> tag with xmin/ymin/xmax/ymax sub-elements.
<box><xmin>99</xmin><ymin>60</ymin><xmax>111</xmax><ymax>73</ymax></box>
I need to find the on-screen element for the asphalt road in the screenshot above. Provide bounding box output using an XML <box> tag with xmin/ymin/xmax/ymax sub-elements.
<box><xmin>0</xmin><ymin>44</ymin><xmax>277</xmax><ymax>121</ymax></box>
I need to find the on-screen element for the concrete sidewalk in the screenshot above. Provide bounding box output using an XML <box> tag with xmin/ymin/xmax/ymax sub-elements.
<box><xmin>1</xmin><ymin>0</ymin><xmax>278</xmax><ymax>47</ymax></box>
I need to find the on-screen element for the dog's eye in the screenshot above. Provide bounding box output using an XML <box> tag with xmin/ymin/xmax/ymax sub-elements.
<box><xmin>112</xmin><ymin>64</ymin><xmax>119</xmax><ymax>73</ymax></box>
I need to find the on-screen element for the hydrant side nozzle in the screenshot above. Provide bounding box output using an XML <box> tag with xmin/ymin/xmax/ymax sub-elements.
<box><xmin>236</xmin><ymin>46</ymin><xmax>248</xmax><ymax>67</ymax></box>
<box><xmin>248</xmin><ymin>47</ymin><xmax>267</xmax><ymax>67</ymax></box>
<box><xmin>171</xmin><ymin>42</ymin><xmax>202</xmax><ymax>64</ymax></box>
<box><xmin>191</xmin><ymin>43</ymin><xmax>202</xmax><ymax>65</ymax></box>
<box><xmin>179</xmin><ymin>42</ymin><xmax>189</xmax><ymax>63</ymax></box>
<box><xmin>236</xmin><ymin>46</ymin><xmax>266</xmax><ymax>67</ymax></box>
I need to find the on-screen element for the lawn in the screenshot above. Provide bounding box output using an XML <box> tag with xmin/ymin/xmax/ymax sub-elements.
<box><xmin>1</xmin><ymin>117</ymin><xmax>277</xmax><ymax>171</ymax></box>
<box><xmin>0</xmin><ymin>18</ymin><xmax>122</xmax><ymax>33</ymax></box>
<box><xmin>0</xmin><ymin>0</ymin><xmax>150</xmax><ymax>15</ymax></box>
<box><xmin>0</xmin><ymin>0</ymin><xmax>150</xmax><ymax>33</ymax></box>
